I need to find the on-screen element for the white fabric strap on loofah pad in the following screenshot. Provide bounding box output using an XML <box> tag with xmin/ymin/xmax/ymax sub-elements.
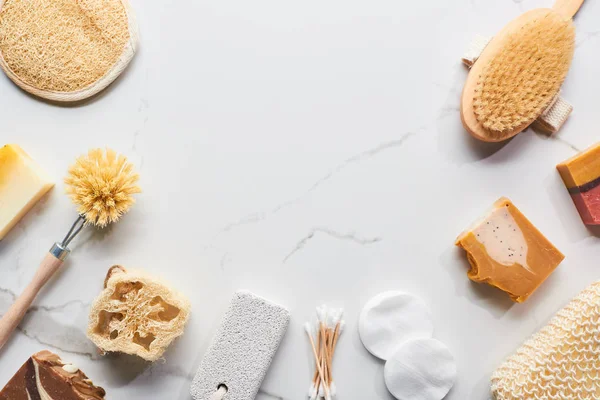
<box><xmin>491</xmin><ymin>281</ymin><xmax>600</xmax><ymax>399</ymax></box>
<box><xmin>462</xmin><ymin>34</ymin><xmax>572</xmax><ymax>133</ymax></box>
<box><xmin>190</xmin><ymin>291</ymin><xmax>290</xmax><ymax>400</ymax></box>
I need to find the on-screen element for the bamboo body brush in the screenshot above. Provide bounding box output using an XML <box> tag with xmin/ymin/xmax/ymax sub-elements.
<box><xmin>461</xmin><ymin>0</ymin><xmax>584</xmax><ymax>142</ymax></box>
<box><xmin>0</xmin><ymin>148</ymin><xmax>140</xmax><ymax>350</ymax></box>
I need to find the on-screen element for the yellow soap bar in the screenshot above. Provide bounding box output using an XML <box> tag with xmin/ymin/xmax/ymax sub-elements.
<box><xmin>0</xmin><ymin>144</ymin><xmax>54</xmax><ymax>240</ymax></box>
<box><xmin>456</xmin><ymin>197</ymin><xmax>564</xmax><ymax>303</ymax></box>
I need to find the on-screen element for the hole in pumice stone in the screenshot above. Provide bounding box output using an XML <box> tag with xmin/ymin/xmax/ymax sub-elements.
<box><xmin>217</xmin><ymin>384</ymin><xmax>228</xmax><ymax>395</ymax></box>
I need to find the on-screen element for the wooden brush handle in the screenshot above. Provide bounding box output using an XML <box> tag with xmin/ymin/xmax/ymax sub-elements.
<box><xmin>553</xmin><ymin>0</ymin><xmax>584</xmax><ymax>18</ymax></box>
<box><xmin>0</xmin><ymin>249</ymin><xmax>66</xmax><ymax>351</ymax></box>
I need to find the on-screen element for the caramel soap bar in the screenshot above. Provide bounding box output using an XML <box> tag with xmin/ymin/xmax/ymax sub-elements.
<box><xmin>0</xmin><ymin>144</ymin><xmax>54</xmax><ymax>240</ymax></box>
<box><xmin>557</xmin><ymin>142</ymin><xmax>600</xmax><ymax>225</ymax></box>
<box><xmin>456</xmin><ymin>198</ymin><xmax>564</xmax><ymax>302</ymax></box>
<box><xmin>0</xmin><ymin>350</ymin><xmax>106</xmax><ymax>400</ymax></box>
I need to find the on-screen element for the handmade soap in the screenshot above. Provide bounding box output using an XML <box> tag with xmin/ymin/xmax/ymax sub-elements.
<box><xmin>456</xmin><ymin>197</ymin><xmax>564</xmax><ymax>302</ymax></box>
<box><xmin>0</xmin><ymin>350</ymin><xmax>106</xmax><ymax>399</ymax></box>
<box><xmin>0</xmin><ymin>144</ymin><xmax>54</xmax><ymax>240</ymax></box>
<box><xmin>557</xmin><ymin>142</ymin><xmax>600</xmax><ymax>225</ymax></box>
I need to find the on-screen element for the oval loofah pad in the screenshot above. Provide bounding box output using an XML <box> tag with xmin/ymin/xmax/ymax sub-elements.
<box><xmin>0</xmin><ymin>0</ymin><xmax>138</xmax><ymax>102</ymax></box>
<box><xmin>473</xmin><ymin>10</ymin><xmax>575</xmax><ymax>136</ymax></box>
<box><xmin>87</xmin><ymin>266</ymin><xmax>190</xmax><ymax>362</ymax></box>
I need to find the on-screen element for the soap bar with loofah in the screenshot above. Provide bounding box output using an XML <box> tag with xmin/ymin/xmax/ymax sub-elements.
<box><xmin>87</xmin><ymin>266</ymin><xmax>190</xmax><ymax>361</ymax></box>
<box><xmin>557</xmin><ymin>142</ymin><xmax>600</xmax><ymax>225</ymax></box>
<box><xmin>456</xmin><ymin>198</ymin><xmax>564</xmax><ymax>302</ymax></box>
<box><xmin>492</xmin><ymin>281</ymin><xmax>600</xmax><ymax>399</ymax></box>
<box><xmin>0</xmin><ymin>144</ymin><xmax>53</xmax><ymax>240</ymax></box>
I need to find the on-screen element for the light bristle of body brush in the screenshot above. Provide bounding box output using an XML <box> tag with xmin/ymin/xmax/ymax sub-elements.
<box><xmin>473</xmin><ymin>10</ymin><xmax>575</xmax><ymax>136</ymax></box>
<box><xmin>65</xmin><ymin>148</ymin><xmax>141</xmax><ymax>227</ymax></box>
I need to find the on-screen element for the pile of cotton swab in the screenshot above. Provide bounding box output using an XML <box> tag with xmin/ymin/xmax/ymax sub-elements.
<box><xmin>305</xmin><ymin>305</ymin><xmax>345</xmax><ymax>400</ymax></box>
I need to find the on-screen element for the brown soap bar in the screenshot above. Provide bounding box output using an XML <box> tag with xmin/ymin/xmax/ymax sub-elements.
<box><xmin>456</xmin><ymin>197</ymin><xmax>564</xmax><ymax>302</ymax></box>
<box><xmin>0</xmin><ymin>350</ymin><xmax>106</xmax><ymax>400</ymax></box>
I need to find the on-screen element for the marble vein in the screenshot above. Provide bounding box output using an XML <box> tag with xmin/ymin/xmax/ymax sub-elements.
<box><xmin>0</xmin><ymin>286</ymin><xmax>90</xmax><ymax>314</ymax></box>
<box><xmin>218</xmin><ymin>131</ymin><xmax>417</xmax><ymax>236</ymax></box>
<box><xmin>131</xmin><ymin>95</ymin><xmax>150</xmax><ymax>170</ymax></box>
<box><xmin>146</xmin><ymin>363</ymin><xmax>194</xmax><ymax>381</ymax></box>
<box><xmin>147</xmin><ymin>363</ymin><xmax>285</xmax><ymax>400</ymax></box>
<box><xmin>283</xmin><ymin>228</ymin><xmax>382</xmax><ymax>263</ymax></box>
<box><xmin>576</xmin><ymin>29</ymin><xmax>600</xmax><ymax>49</ymax></box>
<box><xmin>17</xmin><ymin>327</ymin><xmax>96</xmax><ymax>359</ymax></box>
<box><xmin>534</xmin><ymin>131</ymin><xmax>581</xmax><ymax>153</ymax></box>
<box><xmin>0</xmin><ymin>287</ymin><xmax>16</xmax><ymax>300</ymax></box>
<box><xmin>257</xmin><ymin>389</ymin><xmax>285</xmax><ymax>400</ymax></box>
<box><xmin>29</xmin><ymin>299</ymin><xmax>90</xmax><ymax>314</ymax></box>
<box><xmin>0</xmin><ymin>286</ymin><xmax>96</xmax><ymax>359</ymax></box>
<box><xmin>219</xmin><ymin>252</ymin><xmax>230</xmax><ymax>271</ymax></box>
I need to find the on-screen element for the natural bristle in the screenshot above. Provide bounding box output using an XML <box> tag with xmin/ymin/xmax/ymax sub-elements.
<box><xmin>65</xmin><ymin>148</ymin><xmax>140</xmax><ymax>228</ymax></box>
<box><xmin>473</xmin><ymin>10</ymin><xmax>575</xmax><ymax>136</ymax></box>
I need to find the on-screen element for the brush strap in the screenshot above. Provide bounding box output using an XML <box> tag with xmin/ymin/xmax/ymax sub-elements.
<box><xmin>462</xmin><ymin>35</ymin><xmax>573</xmax><ymax>133</ymax></box>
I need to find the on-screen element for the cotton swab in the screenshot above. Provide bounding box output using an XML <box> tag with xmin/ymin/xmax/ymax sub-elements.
<box><xmin>305</xmin><ymin>323</ymin><xmax>331</xmax><ymax>400</ymax></box>
<box><xmin>305</xmin><ymin>306</ymin><xmax>344</xmax><ymax>399</ymax></box>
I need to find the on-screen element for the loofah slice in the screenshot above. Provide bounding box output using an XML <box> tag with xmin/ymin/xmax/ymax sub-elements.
<box><xmin>0</xmin><ymin>0</ymin><xmax>138</xmax><ymax>102</ymax></box>
<box><xmin>473</xmin><ymin>10</ymin><xmax>575</xmax><ymax>136</ymax></box>
<box><xmin>87</xmin><ymin>266</ymin><xmax>190</xmax><ymax>362</ymax></box>
<box><xmin>492</xmin><ymin>281</ymin><xmax>600</xmax><ymax>399</ymax></box>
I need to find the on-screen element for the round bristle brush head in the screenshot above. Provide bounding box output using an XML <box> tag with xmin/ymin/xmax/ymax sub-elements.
<box><xmin>65</xmin><ymin>148</ymin><xmax>141</xmax><ymax>228</ymax></box>
<box><xmin>473</xmin><ymin>10</ymin><xmax>575</xmax><ymax>136</ymax></box>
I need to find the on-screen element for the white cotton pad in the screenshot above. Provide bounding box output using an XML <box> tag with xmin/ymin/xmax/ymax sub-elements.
<box><xmin>384</xmin><ymin>338</ymin><xmax>457</xmax><ymax>400</ymax></box>
<box><xmin>190</xmin><ymin>291</ymin><xmax>290</xmax><ymax>400</ymax></box>
<box><xmin>359</xmin><ymin>291</ymin><xmax>434</xmax><ymax>360</ymax></box>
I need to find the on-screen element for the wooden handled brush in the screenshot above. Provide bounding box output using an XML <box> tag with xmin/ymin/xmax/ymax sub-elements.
<box><xmin>461</xmin><ymin>0</ymin><xmax>584</xmax><ymax>142</ymax></box>
<box><xmin>0</xmin><ymin>148</ymin><xmax>140</xmax><ymax>351</ymax></box>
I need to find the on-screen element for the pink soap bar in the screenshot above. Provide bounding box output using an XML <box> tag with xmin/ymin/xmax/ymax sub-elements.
<box><xmin>571</xmin><ymin>186</ymin><xmax>600</xmax><ymax>225</ymax></box>
<box><xmin>557</xmin><ymin>143</ymin><xmax>600</xmax><ymax>225</ymax></box>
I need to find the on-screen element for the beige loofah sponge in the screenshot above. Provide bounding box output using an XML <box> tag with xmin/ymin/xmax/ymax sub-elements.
<box><xmin>473</xmin><ymin>10</ymin><xmax>575</xmax><ymax>136</ymax></box>
<box><xmin>0</xmin><ymin>0</ymin><xmax>138</xmax><ymax>102</ymax></box>
<box><xmin>87</xmin><ymin>266</ymin><xmax>190</xmax><ymax>362</ymax></box>
<box><xmin>492</xmin><ymin>281</ymin><xmax>600</xmax><ymax>399</ymax></box>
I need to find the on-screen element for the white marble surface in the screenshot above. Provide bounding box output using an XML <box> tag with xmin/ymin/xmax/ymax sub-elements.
<box><xmin>1</xmin><ymin>0</ymin><xmax>600</xmax><ymax>398</ymax></box>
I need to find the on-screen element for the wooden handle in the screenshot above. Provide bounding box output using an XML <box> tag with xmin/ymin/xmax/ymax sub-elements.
<box><xmin>553</xmin><ymin>0</ymin><xmax>584</xmax><ymax>18</ymax></box>
<box><xmin>0</xmin><ymin>252</ymin><xmax>64</xmax><ymax>351</ymax></box>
